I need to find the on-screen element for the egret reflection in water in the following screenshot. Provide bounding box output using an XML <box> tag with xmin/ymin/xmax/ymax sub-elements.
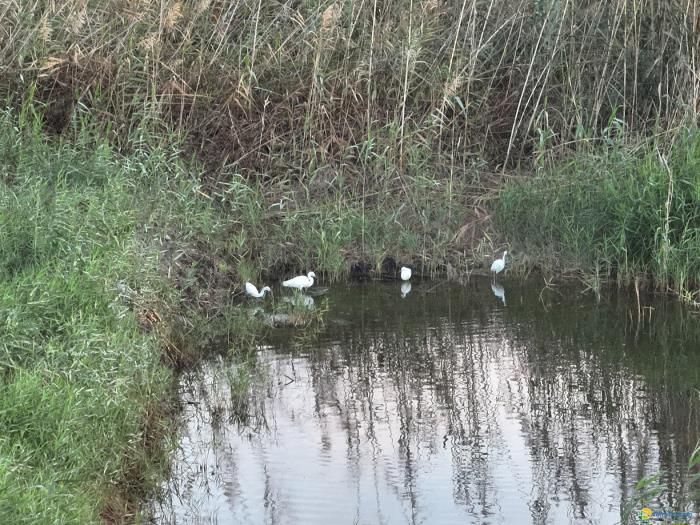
<box><xmin>400</xmin><ymin>281</ymin><xmax>411</xmax><ymax>298</ymax></box>
<box><xmin>155</xmin><ymin>279</ymin><xmax>700</xmax><ymax>525</ymax></box>
<box><xmin>282</xmin><ymin>294</ymin><xmax>315</xmax><ymax>309</ymax></box>
<box><xmin>491</xmin><ymin>282</ymin><xmax>506</xmax><ymax>305</ymax></box>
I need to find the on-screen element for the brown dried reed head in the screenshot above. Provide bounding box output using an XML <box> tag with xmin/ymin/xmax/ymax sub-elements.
<box><xmin>164</xmin><ymin>1</ymin><xmax>183</xmax><ymax>30</ymax></box>
<box><xmin>321</xmin><ymin>3</ymin><xmax>341</xmax><ymax>34</ymax></box>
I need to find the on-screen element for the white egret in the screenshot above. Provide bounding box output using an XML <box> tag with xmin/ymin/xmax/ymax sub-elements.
<box><xmin>401</xmin><ymin>281</ymin><xmax>412</xmax><ymax>298</ymax></box>
<box><xmin>490</xmin><ymin>251</ymin><xmax>507</xmax><ymax>281</ymax></box>
<box><xmin>282</xmin><ymin>271</ymin><xmax>317</xmax><ymax>291</ymax></box>
<box><xmin>400</xmin><ymin>266</ymin><xmax>411</xmax><ymax>281</ymax></box>
<box><xmin>245</xmin><ymin>282</ymin><xmax>272</xmax><ymax>298</ymax></box>
<box><xmin>491</xmin><ymin>282</ymin><xmax>506</xmax><ymax>305</ymax></box>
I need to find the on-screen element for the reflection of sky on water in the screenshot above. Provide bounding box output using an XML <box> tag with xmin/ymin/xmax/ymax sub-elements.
<box><xmin>154</xmin><ymin>279</ymin><xmax>700</xmax><ymax>524</ymax></box>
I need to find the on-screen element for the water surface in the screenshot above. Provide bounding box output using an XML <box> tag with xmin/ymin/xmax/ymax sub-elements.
<box><xmin>155</xmin><ymin>278</ymin><xmax>700</xmax><ymax>524</ymax></box>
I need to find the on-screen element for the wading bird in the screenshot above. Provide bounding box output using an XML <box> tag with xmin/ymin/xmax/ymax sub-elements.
<box><xmin>490</xmin><ymin>251</ymin><xmax>507</xmax><ymax>282</ymax></box>
<box><xmin>282</xmin><ymin>271</ymin><xmax>317</xmax><ymax>291</ymax></box>
<box><xmin>400</xmin><ymin>267</ymin><xmax>412</xmax><ymax>281</ymax></box>
<box><xmin>245</xmin><ymin>282</ymin><xmax>272</xmax><ymax>298</ymax></box>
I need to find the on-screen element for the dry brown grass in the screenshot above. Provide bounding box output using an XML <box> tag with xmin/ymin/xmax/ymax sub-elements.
<box><xmin>2</xmin><ymin>0</ymin><xmax>698</xmax><ymax>178</ymax></box>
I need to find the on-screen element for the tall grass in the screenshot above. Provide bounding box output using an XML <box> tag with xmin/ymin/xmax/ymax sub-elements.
<box><xmin>0</xmin><ymin>114</ymin><xmax>177</xmax><ymax>522</ymax></box>
<box><xmin>496</xmin><ymin>129</ymin><xmax>700</xmax><ymax>303</ymax></box>
<box><xmin>2</xmin><ymin>0</ymin><xmax>698</xmax><ymax>176</ymax></box>
<box><xmin>3</xmin><ymin>0</ymin><xmax>698</xmax><ymax>285</ymax></box>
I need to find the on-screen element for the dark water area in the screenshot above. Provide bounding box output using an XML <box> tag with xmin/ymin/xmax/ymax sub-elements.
<box><xmin>154</xmin><ymin>278</ymin><xmax>700</xmax><ymax>524</ymax></box>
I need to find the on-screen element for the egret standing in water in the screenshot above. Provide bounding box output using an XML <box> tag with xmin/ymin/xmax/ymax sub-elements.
<box><xmin>400</xmin><ymin>266</ymin><xmax>412</xmax><ymax>281</ymax></box>
<box><xmin>282</xmin><ymin>271</ymin><xmax>317</xmax><ymax>291</ymax></box>
<box><xmin>245</xmin><ymin>282</ymin><xmax>272</xmax><ymax>298</ymax></box>
<box><xmin>490</xmin><ymin>251</ymin><xmax>507</xmax><ymax>282</ymax></box>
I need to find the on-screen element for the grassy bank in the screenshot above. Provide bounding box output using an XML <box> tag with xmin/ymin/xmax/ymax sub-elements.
<box><xmin>3</xmin><ymin>0</ymin><xmax>699</xmax><ymax>290</ymax></box>
<box><xmin>0</xmin><ymin>109</ymin><xmax>267</xmax><ymax>522</ymax></box>
<box><xmin>0</xmin><ymin>118</ymin><xmax>174</xmax><ymax>521</ymax></box>
<box><xmin>496</xmin><ymin>130</ymin><xmax>700</xmax><ymax>304</ymax></box>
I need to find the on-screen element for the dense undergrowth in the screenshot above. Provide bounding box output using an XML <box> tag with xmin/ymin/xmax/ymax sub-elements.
<box><xmin>3</xmin><ymin>0</ymin><xmax>699</xmax><ymax>288</ymax></box>
<box><xmin>497</xmin><ymin>130</ymin><xmax>700</xmax><ymax>304</ymax></box>
<box><xmin>4</xmin><ymin>0</ymin><xmax>699</xmax><ymax>175</ymax></box>
<box><xmin>0</xmin><ymin>118</ymin><xmax>173</xmax><ymax>522</ymax></box>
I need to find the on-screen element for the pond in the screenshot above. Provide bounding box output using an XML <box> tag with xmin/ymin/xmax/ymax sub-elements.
<box><xmin>153</xmin><ymin>277</ymin><xmax>700</xmax><ymax>524</ymax></box>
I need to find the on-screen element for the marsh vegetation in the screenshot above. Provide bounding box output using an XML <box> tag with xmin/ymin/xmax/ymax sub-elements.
<box><xmin>1</xmin><ymin>0</ymin><xmax>699</xmax><ymax>521</ymax></box>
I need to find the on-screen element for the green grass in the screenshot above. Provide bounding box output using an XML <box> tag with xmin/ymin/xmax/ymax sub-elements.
<box><xmin>0</xmin><ymin>119</ymin><xmax>176</xmax><ymax>522</ymax></box>
<box><xmin>0</xmin><ymin>106</ymin><xmax>272</xmax><ymax>521</ymax></box>
<box><xmin>496</xmin><ymin>130</ymin><xmax>700</xmax><ymax>303</ymax></box>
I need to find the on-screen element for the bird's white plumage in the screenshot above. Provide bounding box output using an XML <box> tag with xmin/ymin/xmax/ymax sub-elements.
<box><xmin>400</xmin><ymin>267</ymin><xmax>411</xmax><ymax>281</ymax></box>
<box><xmin>282</xmin><ymin>271</ymin><xmax>316</xmax><ymax>290</ymax></box>
<box><xmin>490</xmin><ymin>251</ymin><xmax>507</xmax><ymax>277</ymax></box>
<box><xmin>245</xmin><ymin>282</ymin><xmax>272</xmax><ymax>298</ymax></box>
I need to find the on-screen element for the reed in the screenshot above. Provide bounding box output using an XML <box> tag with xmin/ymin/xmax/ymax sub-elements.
<box><xmin>2</xmin><ymin>0</ymin><xmax>697</xmax><ymax>176</ymax></box>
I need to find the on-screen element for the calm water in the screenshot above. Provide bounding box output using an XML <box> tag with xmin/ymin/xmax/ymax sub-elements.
<box><xmin>154</xmin><ymin>278</ymin><xmax>700</xmax><ymax>524</ymax></box>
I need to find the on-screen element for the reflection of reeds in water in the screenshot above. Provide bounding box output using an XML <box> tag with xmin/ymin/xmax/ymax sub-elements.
<box><xmin>157</xmin><ymin>283</ymin><xmax>700</xmax><ymax>522</ymax></box>
<box><xmin>153</xmin><ymin>356</ymin><xmax>270</xmax><ymax>521</ymax></box>
<box><xmin>305</xmin><ymin>288</ymin><xmax>700</xmax><ymax>520</ymax></box>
